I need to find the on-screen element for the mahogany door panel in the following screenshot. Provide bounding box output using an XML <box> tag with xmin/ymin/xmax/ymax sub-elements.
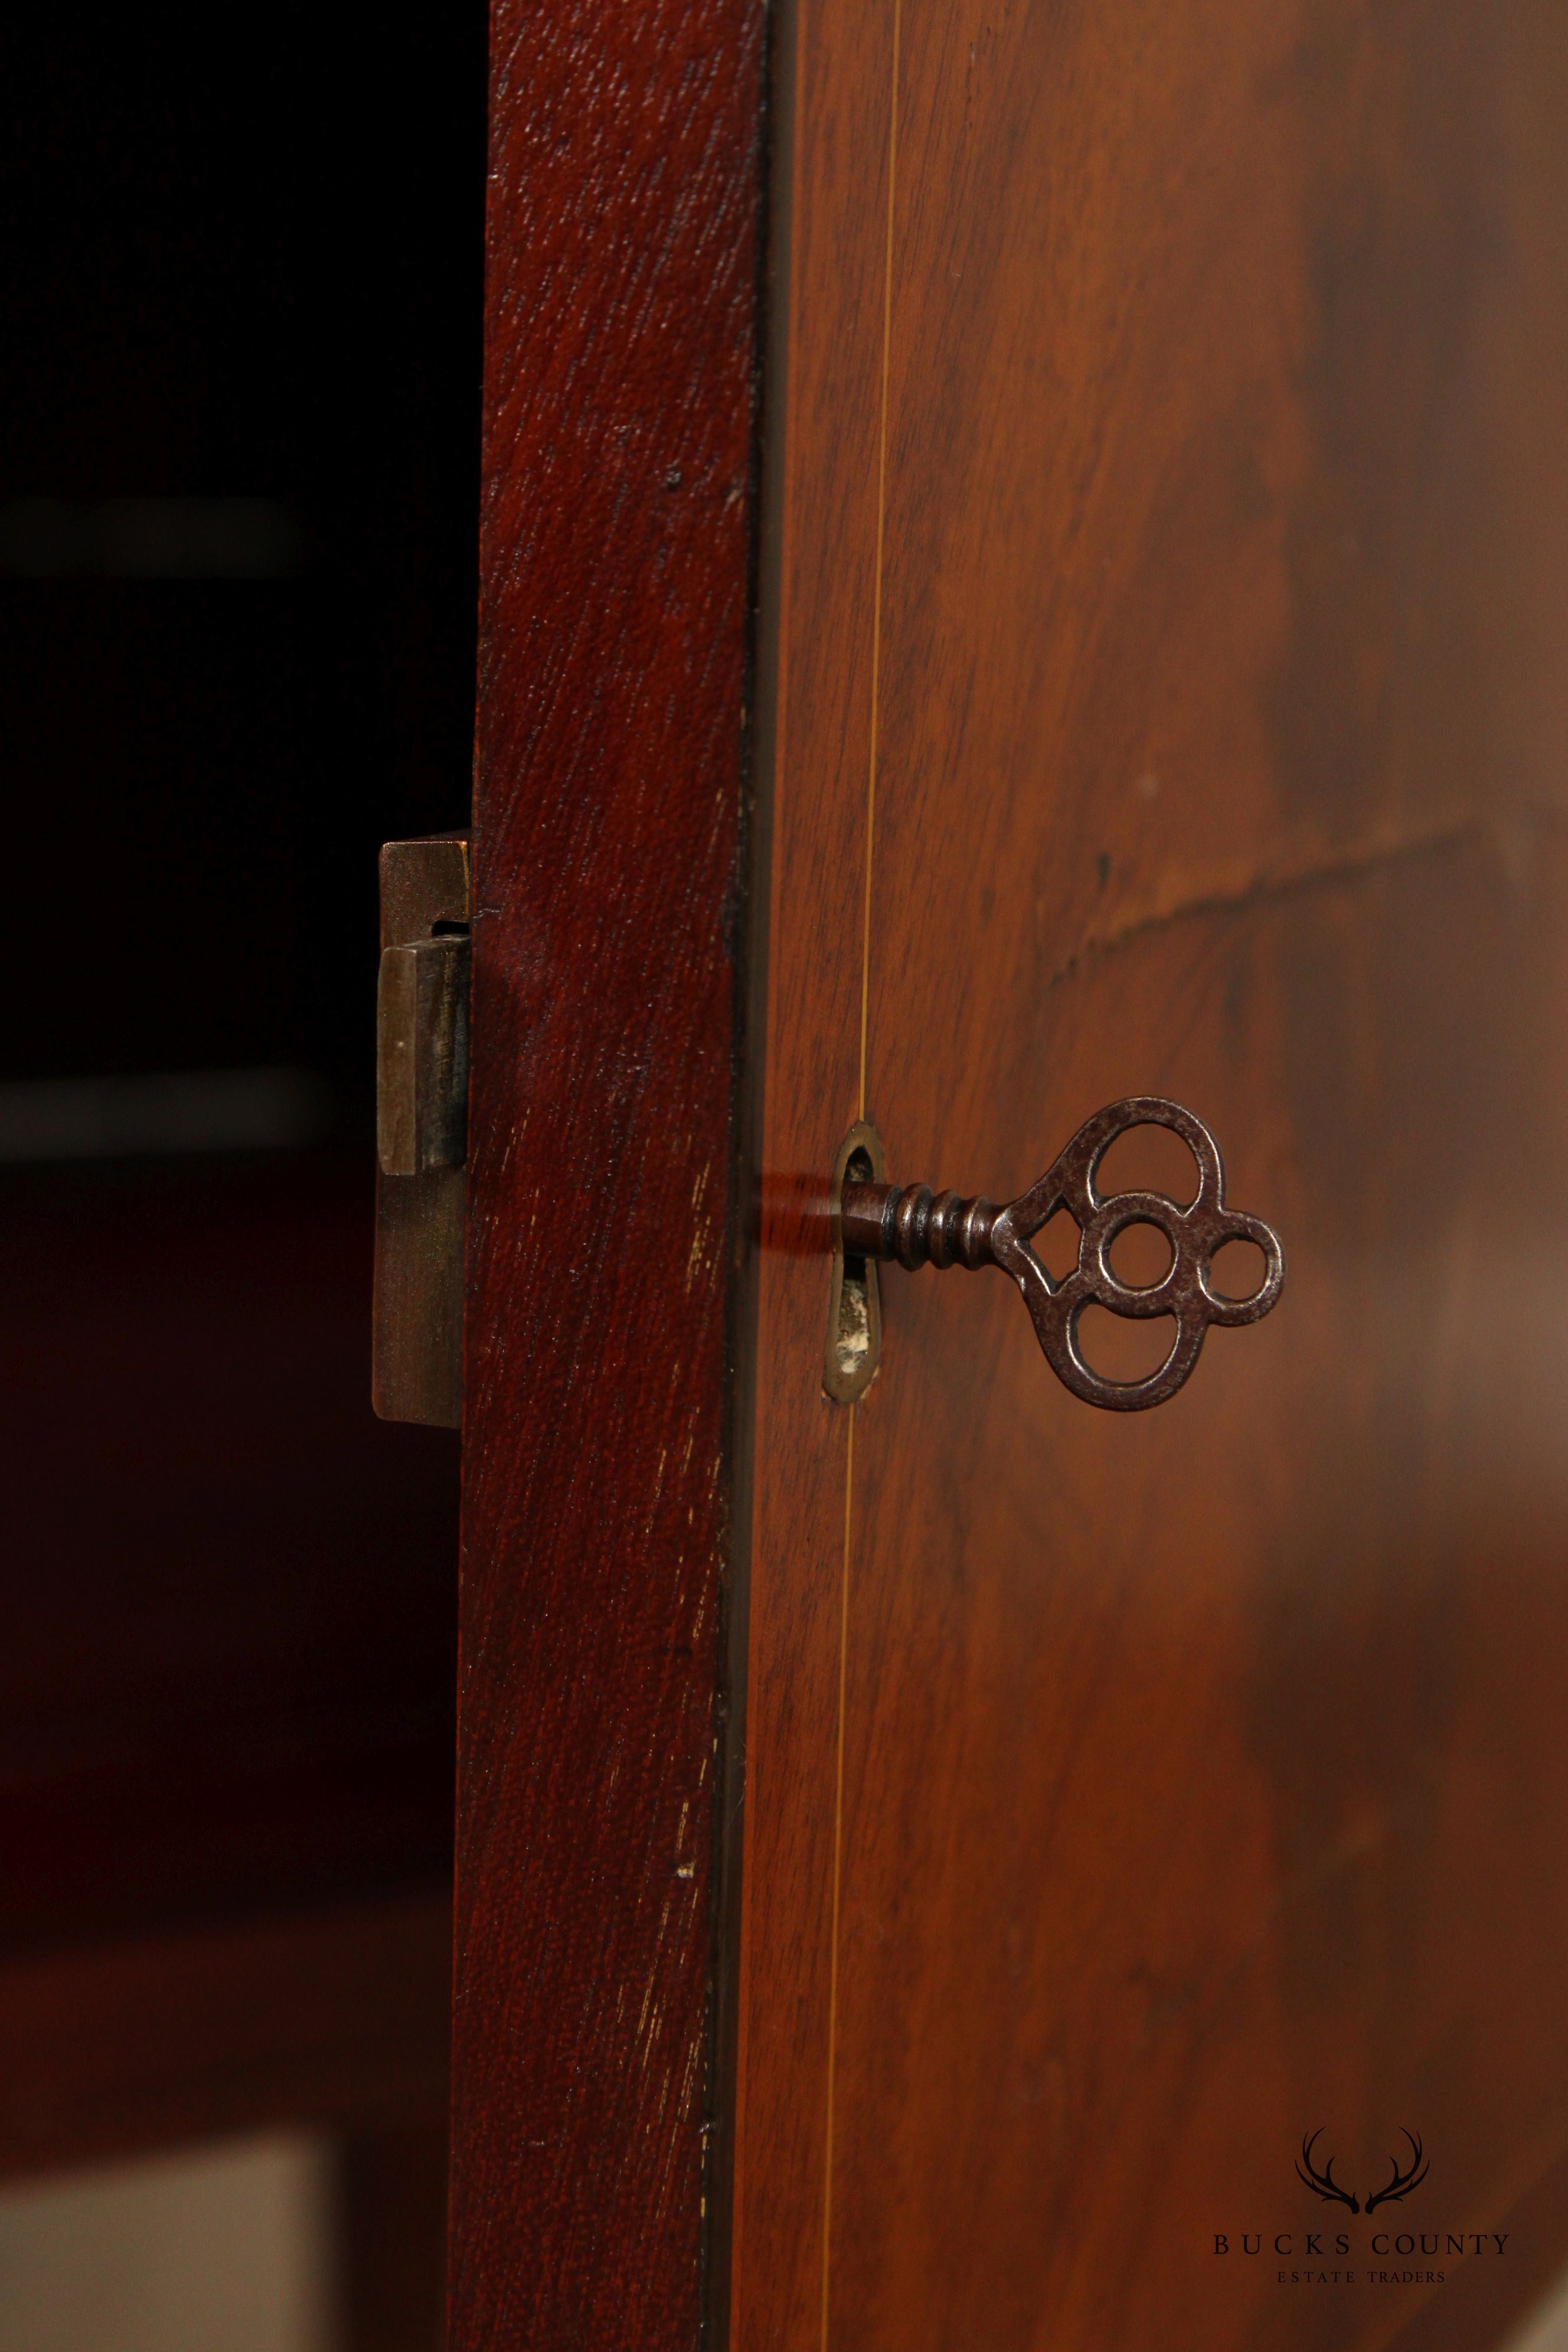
<box><xmin>730</xmin><ymin>5</ymin><xmax>1568</xmax><ymax>2351</ymax></box>
<box><xmin>458</xmin><ymin>1</ymin><xmax>1568</xmax><ymax>2346</ymax></box>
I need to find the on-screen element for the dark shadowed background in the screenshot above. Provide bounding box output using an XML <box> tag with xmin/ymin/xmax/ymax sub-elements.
<box><xmin>0</xmin><ymin>6</ymin><xmax>484</xmax><ymax>2340</ymax></box>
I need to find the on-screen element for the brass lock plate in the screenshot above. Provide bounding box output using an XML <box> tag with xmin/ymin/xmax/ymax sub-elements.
<box><xmin>372</xmin><ymin>833</ymin><xmax>470</xmax><ymax>1427</ymax></box>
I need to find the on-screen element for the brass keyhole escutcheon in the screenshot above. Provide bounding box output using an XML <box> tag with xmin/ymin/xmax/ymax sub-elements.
<box><xmin>824</xmin><ymin>1120</ymin><xmax>886</xmax><ymax>1404</ymax></box>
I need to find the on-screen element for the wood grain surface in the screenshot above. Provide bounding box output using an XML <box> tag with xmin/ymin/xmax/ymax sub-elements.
<box><xmin>453</xmin><ymin>4</ymin><xmax>765</xmax><ymax>2345</ymax></box>
<box><xmin>731</xmin><ymin>4</ymin><xmax>1568</xmax><ymax>2349</ymax></box>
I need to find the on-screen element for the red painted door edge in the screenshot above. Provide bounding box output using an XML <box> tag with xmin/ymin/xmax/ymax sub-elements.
<box><xmin>453</xmin><ymin>5</ymin><xmax>768</xmax><ymax>2346</ymax></box>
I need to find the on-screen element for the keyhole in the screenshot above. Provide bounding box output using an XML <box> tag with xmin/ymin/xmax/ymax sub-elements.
<box><xmin>825</xmin><ymin>1122</ymin><xmax>886</xmax><ymax>1404</ymax></box>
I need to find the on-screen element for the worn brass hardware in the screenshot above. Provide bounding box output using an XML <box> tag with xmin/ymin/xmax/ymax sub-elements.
<box><xmin>373</xmin><ymin>834</ymin><xmax>470</xmax><ymax>1428</ymax></box>
<box><xmin>832</xmin><ymin>1096</ymin><xmax>1283</xmax><ymax>1412</ymax></box>
<box><xmin>824</xmin><ymin>1120</ymin><xmax>886</xmax><ymax>1403</ymax></box>
<box><xmin>377</xmin><ymin>935</ymin><xmax>468</xmax><ymax>1177</ymax></box>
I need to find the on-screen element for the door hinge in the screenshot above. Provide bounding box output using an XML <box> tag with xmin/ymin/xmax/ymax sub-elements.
<box><xmin>373</xmin><ymin>833</ymin><xmax>470</xmax><ymax>1427</ymax></box>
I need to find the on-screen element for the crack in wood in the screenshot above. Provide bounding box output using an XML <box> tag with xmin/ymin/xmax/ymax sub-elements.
<box><xmin>1048</xmin><ymin>805</ymin><xmax>1568</xmax><ymax>994</ymax></box>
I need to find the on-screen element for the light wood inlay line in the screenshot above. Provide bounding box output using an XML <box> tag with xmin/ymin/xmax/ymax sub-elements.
<box><xmin>825</xmin><ymin>11</ymin><xmax>901</xmax><ymax>2347</ymax></box>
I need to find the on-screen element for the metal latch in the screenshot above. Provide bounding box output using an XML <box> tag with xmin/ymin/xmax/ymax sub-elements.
<box><xmin>372</xmin><ymin>834</ymin><xmax>470</xmax><ymax>1427</ymax></box>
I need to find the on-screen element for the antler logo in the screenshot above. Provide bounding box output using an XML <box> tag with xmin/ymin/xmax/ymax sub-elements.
<box><xmin>1297</xmin><ymin>2131</ymin><xmax>1360</xmax><ymax>2213</ymax></box>
<box><xmin>1365</xmin><ymin>2131</ymin><xmax>1428</xmax><ymax>2213</ymax></box>
<box><xmin>1295</xmin><ymin>2129</ymin><xmax>1429</xmax><ymax>2215</ymax></box>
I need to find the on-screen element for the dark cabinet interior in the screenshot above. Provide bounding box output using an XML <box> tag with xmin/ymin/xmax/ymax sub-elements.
<box><xmin>0</xmin><ymin>1</ymin><xmax>484</xmax><ymax>2211</ymax></box>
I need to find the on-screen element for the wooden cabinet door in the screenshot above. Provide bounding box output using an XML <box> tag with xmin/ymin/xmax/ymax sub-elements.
<box><xmin>454</xmin><ymin>6</ymin><xmax>1568</xmax><ymax>2348</ymax></box>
